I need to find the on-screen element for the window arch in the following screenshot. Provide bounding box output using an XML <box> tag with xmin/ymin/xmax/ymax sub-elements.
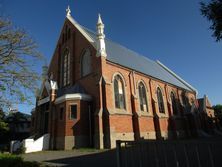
<box><xmin>61</xmin><ymin>48</ymin><xmax>70</xmax><ymax>86</ymax></box>
<box><xmin>114</xmin><ymin>75</ymin><xmax>126</xmax><ymax>109</ymax></box>
<box><xmin>81</xmin><ymin>49</ymin><xmax>92</xmax><ymax>77</ymax></box>
<box><xmin>181</xmin><ymin>91</ymin><xmax>188</xmax><ymax>107</ymax></box>
<box><xmin>157</xmin><ymin>87</ymin><xmax>165</xmax><ymax>113</ymax></box>
<box><xmin>170</xmin><ymin>91</ymin><xmax>178</xmax><ymax>115</ymax></box>
<box><xmin>190</xmin><ymin>98</ymin><xmax>195</xmax><ymax>105</ymax></box>
<box><xmin>190</xmin><ymin>98</ymin><xmax>195</xmax><ymax>112</ymax></box>
<box><xmin>181</xmin><ymin>91</ymin><xmax>192</xmax><ymax>112</ymax></box>
<box><xmin>138</xmin><ymin>82</ymin><xmax>148</xmax><ymax>112</ymax></box>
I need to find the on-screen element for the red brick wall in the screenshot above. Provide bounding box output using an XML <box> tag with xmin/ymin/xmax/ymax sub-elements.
<box><xmin>138</xmin><ymin>117</ymin><xmax>155</xmax><ymax>132</ymax></box>
<box><xmin>109</xmin><ymin>115</ymin><xmax>134</xmax><ymax>133</ymax></box>
<box><xmin>55</xmin><ymin>102</ymin><xmax>66</xmax><ymax>137</ymax></box>
<box><xmin>63</xmin><ymin>100</ymin><xmax>90</xmax><ymax>136</ymax></box>
<box><xmin>101</xmin><ymin>59</ymin><xmax>196</xmax><ymax>138</ymax></box>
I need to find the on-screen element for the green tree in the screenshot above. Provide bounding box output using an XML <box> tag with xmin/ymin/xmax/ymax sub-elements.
<box><xmin>200</xmin><ymin>0</ymin><xmax>222</xmax><ymax>42</ymax></box>
<box><xmin>0</xmin><ymin>17</ymin><xmax>43</xmax><ymax>109</ymax></box>
<box><xmin>0</xmin><ymin>109</ymin><xmax>9</xmax><ymax>141</ymax></box>
<box><xmin>213</xmin><ymin>104</ymin><xmax>222</xmax><ymax>126</ymax></box>
<box><xmin>213</xmin><ymin>104</ymin><xmax>222</xmax><ymax>116</ymax></box>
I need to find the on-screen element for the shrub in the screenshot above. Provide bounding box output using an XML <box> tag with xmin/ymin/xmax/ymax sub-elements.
<box><xmin>0</xmin><ymin>144</ymin><xmax>10</xmax><ymax>153</ymax></box>
<box><xmin>0</xmin><ymin>154</ymin><xmax>41</xmax><ymax>167</ymax></box>
<box><xmin>0</xmin><ymin>154</ymin><xmax>23</xmax><ymax>167</ymax></box>
<box><xmin>14</xmin><ymin>145</ymin><xmax>26</xmax><ymax>154</ymax></box>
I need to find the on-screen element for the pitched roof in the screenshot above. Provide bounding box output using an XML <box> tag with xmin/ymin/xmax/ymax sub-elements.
<box><xmin>57</xmin><ymin>83</ymin><xmax>86</xmax><ymax>97</ymax></box>
<box><xmin>5</xmin><ymin>112</ymin><xmax>31</xmax><ymax>122</ymax></box>
<box><xmin>67</xmin><ymin>16</ymin><xmax>197</xmax><ymax>92</ymax></box>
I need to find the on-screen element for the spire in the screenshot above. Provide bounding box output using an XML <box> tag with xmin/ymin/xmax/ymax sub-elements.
<box><xmin>97</xmin><ymin>14</ymin><xmax>103</xmax><ymax>25</ymax></box>
<box><xmin>96</xmin><ymin>14</ymin><xmax>107</xmax><ymax>57</ymax></box>
<box><xmin>66</xmin><ymin>5</ymin><xmax>71</xmax><ymax>17</ymax></box>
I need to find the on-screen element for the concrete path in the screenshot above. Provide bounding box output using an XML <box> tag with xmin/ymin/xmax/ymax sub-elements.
<box><xmin>22</xmin><ymin>149</ymin><xmax>117</xmax><ymax>167</ymax></box>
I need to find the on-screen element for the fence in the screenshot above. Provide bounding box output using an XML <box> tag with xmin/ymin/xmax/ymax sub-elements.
<box><xmin>116</xmin><ymin>139</ymin><xmax>222</xmax><ymax>167</ymax></box>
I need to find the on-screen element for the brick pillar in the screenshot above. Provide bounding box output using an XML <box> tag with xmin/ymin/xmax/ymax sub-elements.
<box><xmin>48</xmin><ymin>88</ymin><xmax>57</xmax><ymax>149</ymax></box>
<box><xmin>94</xmin><ymin>76</ymin><xmax>104</xmax><ymax>149</ymax></box>
<box><xmin>94</xmin><ymin>110</ymin><xmax>104</xmax><ymax>149</ymax></box>
<box><xmin>150</xmin><ymin>80</ymin><xmax>161</xmax><ymax>139</ymax></box>
<box><xmin>129</xmin><ymin>71</ymin><xmax>140</xmax><ymax>140</ymax></box>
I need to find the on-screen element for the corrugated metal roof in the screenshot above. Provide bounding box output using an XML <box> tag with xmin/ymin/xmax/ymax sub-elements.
<box><xmin>57</xmin><ymin>83</ymin><xmax>86</xmax><ymax>97</ymax></box>
<box><xmin>80</xmin><ymin>26</ymin><xmax>194</xmax><ymax>92</ymax></box>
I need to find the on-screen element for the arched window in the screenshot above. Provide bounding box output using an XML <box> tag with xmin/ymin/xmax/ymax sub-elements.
<box><xmin>157</xmin><ymin>87</ymin><xmax>165</xmax><ymax>113</ymax></box>
<box><xmin>181</xmin><ymin>91</ymin><xmax>191</xmax><ymax>112</ymax></box>
<box><xmin>81</xmin><ymin>49</ymin><xmax>91</xmax><ymax>77</ymax></box>
<box><xmin>181</xmin><ymin>92</ymin><xmax>187</xmax><ymax>106</ymax></box>
<box><xmin>138</xmin><ymin>82</ymin><xmax>148</xmax><ymax>112</ymax></box>
<box><xmin>62</xmin><ymin>48</ymin><xmax>70</xmax><ymax>86</ymax></box>
<box><xmin>190</xmin><ymin>98</ymin><xmax>195</xmax><ymax>105</ymax></box>
<box><xmin>190</xmin><ymin>98</ymin><xmax>195</xmax><ymax>112</ymax></box>
<box><xmin>114</xmin><ymin>75</ymin><xmax>126</xmax><ymax>109</ymax></box>
<box><xmin>171</xmin><ymin>92</ymin><xmax>178</xmax><ymax>115</ymax></box>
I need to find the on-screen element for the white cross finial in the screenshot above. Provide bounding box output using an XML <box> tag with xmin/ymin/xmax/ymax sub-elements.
<box><xmin>66</xmin><ymin>5</ymin><xmax>71</xmax><ymax>17</ymax></box>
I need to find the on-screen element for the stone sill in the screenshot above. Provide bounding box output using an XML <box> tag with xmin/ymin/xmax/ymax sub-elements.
<box><xmin>109</xmin><ymin>109</ymin><xmax>133</xmax><ymax>116</ymax></box>
<box><xmin>136</xmin><ymin>111</ymin><xmax>153</xmax><ymax>117</ymax></box>
<box><xmin>157</xmin><ymin>113</ymin><xmax>169</xmax><ymax>118</ymax></box>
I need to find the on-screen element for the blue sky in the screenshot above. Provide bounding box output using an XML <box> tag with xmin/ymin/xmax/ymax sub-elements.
<box><xmin>1</xmin><ymin>0</ymin><xmax>221</xmax><ymax>114</ymax></box>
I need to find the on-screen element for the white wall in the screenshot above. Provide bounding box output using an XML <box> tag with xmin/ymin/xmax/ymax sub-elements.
<box><xmin>23</xmin><ymin>134</ymin><xmax>50</xmax><ymax>153</ymax></box>
<box><xmin>10</xmin><ymin>134</ymin><xmax>50</xmax><ymax>153</ymax></box>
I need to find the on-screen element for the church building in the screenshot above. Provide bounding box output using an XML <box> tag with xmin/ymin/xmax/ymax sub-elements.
<box><xmin>31</xmin><ymin>6</ymin><xmax>207</xmax><ymax>150</ymax></box>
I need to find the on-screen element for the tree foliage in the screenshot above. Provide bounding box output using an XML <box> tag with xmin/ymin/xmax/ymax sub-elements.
<box><xmin>200</xmin><ymin>0</ymin><xmax>222</xmax><ymax>42</ymax></box>
<box><xmin>213</xmin><ymin>104</ymin><xmax>222</xmax><ymax>116</ymax></box>
<box><xmin>0</xmin><ymin>109</ymin><xmax>9</xmax><ymax>137</ymax></box>
<box><xmin>0</xmin><ymin>17</ymin><xmax>43</xmax><ymax>109</ymax></box>
<box><xmin>213</xmin><ymin>104</ymin><xmax>222</xmax><ymax>126</ymax></box>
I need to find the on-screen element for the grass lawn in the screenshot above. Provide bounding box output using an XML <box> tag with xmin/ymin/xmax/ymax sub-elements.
<box><xmin>0</xmin><ymin>153</ymin><xmax>50</xmax><ymax>167</ymax></box>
